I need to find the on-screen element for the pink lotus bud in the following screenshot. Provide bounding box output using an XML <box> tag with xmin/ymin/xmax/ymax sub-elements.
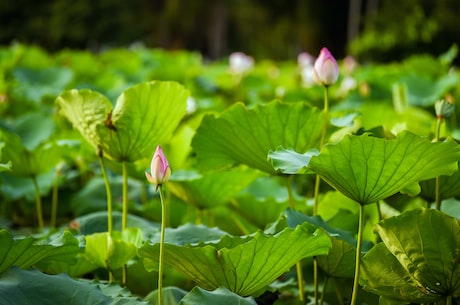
<box><xmin>145</xmin><ymin>145</ymin><xmax>171</xmax><ymax>190</ymax></box>
<box><xmin>313</xmin><ymin>47</ymin><xmax>339</xmax><ymax>86</ymax></box>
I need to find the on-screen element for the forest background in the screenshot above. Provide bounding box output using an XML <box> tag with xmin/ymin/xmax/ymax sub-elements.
<box><xmin>1</xmin><ymin>0</ymin><xmax>460</xmax><ymax>63</ymax></box>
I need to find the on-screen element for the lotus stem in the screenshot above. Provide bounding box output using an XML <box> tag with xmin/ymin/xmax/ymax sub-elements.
<box><xmin>97</xmin><ymin>151</ymin><xmax>113</xmax><ymax>234</ymax></box>
<box><xmin>332</xmin><ymin>278</ymin><xmax>344</xmax><ymax>305</ymax></box>
<box><xmin>158</xmin><ymin>184</ymin><xmax>167</xmax><ymax>305</ymax></box>
<box><xmin>32</xmin><ymin>175</ymin><xmax>44</xmax><ymax>233</ymax></box>
<box><xmin>286</xmin><ymin>177</ymin><xmax>305</xmax><ymax>302</ymax></box>
<box><xmin>311</xmin><ymin>85</ymin><xmax>330</xmax><ymax>304</ymax></box>
<box><xmin>97</xmin><ymin>151</ymin><xmax>115</xmax><ymax>282</ymax></box>
<box><xmin>122</xmin><ymin>161</ymin><xmax>128</xmax><ymax>231</ymax></box>
<box><xmin>121</xmin><ymin>160</ymin><xmax>129</xmax><ymax>285</ymax></box>
<box><xmin>50</xmin><ymin>168</ymin><xmax>59</xmax><ymax>228</ymax></box>
<box><xmin>350</xmin><ymin>203</ymin><xmax>365</xmax><ymax>305</ymax></box>
<box><xmin>319</xmin><ymin>276</ymin><xmax>329</xmax><ymax>305</ymax></box>
<box><xmin>434</xmin><ymin>117</ymin><xmax>442</xmax><ymax>210</ymax></box>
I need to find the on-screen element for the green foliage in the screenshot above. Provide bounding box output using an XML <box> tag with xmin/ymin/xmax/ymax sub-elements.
<box><xmin>192</xmin><ymin>101</ymin><xmax>324</xmax><ymax>174</ymax></box>
<box><xmin>0</xmin><ymin>268</ymin><xmax>148</xmax><ymax>305</ymax></box>
<box><xmin>179</xmin><ymin>286</ymin><xmax>257</xmax><ymax>305</ymax></box>
<box><xmin>0</xmin><ymin>229</ymin><xmax>79</xmax><ymax>275</ymax></box>
<box><xmin>360</xmin><ymin>208</ymin><xmax>460</xmax><ymax>302</ymax></box>
<box><xmin>1</xmin><ymin>44</ymin><xmax>460</xmax><ymax>305</ymax></box>
<box><xmin>56</xmin><ymin>81</ymin><xmax>189</xmax><ymax>162</ymax></box>
<box><xmin>139</xmin><ymin>223</ymin><xmax>331</xmax><ymax>295</ymax></box>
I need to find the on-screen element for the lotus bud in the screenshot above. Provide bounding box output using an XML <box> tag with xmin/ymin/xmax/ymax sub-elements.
<box><xmin>145</xmin><ymin>145</ymin><xmax>171</xmax><ymax>190</ymax></box>
<box><xmin>229</xmin><ymin>52</ymin><xmax>254</xmax><ymax>74</ymax></box>
<box><xmin>313</xmin><ymin>47</ymin><xmax>339</xmax><ymax>86</ymax></box>
<box><xmin>435</xmin><ymin>99</ymin><xmax>455</xmax><ymax>119</ymax></box>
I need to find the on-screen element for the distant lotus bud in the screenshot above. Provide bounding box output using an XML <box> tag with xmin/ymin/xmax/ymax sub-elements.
<box><xmin>435</xmin><ymin>99</ymin><xmax>455</xmax><ymax>119</ymax></box>
<box><xmin>343</xmin><ymin>55</ymin><xmax>357</xmax><ymax>75</ymax></box>
<box><xmin>145</xmin><ymin>145</ymin><xmax>171</xmax><ymax>190</ymax></box>
<box><xmin>313</xmin><ymin>47</ymin><xmax>339</xmax><ymax>86</ymax></box>
<box><xmin>297</xmin><ymin>52</ymin><xmax>314</xmax><ymax>69</ymax></box>
<box><xmin>229</xmin><ymin>52</ymin><xmax>254</xmax><ymax>74</ymax></box>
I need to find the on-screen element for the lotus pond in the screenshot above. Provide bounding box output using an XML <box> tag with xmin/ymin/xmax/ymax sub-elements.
<box><xmin>0</xmin><ymin>44</ymin><xmax>459</xmax><ymax>305</ymax></box>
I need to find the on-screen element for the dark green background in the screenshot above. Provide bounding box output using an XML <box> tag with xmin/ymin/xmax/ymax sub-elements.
<box><xmin>1</xmin><ymin>0</ymin><xmax>459</xmax><ymax>61</ymax></box>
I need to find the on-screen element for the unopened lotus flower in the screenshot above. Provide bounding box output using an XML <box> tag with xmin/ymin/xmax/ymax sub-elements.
<box><xmin>146</xmin><ymin>145</ymin><xmax>171</xmax><ymax>190</ymax></box>
<box><xmin>313</xmin><ymin>47</ymin><xmax>339</xmax><ymax>86</ymax></box>
<box><xmin>229</xmin><ymin>52</ymin><xmax>254</xmax><ymax>74</ymax></box>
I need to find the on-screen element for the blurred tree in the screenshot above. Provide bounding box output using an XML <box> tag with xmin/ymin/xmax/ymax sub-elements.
<box><xmin>349</xmin><ymin>0</ymin><xmax>460</xmax><ymax>62</ymax></box>
<box><xmin>1</xmin><ymin>0</ymin><xmax>458</xmax><ymax>61</ymax></box>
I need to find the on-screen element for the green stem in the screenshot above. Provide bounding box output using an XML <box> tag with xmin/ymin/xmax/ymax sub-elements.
<box><xmin>313</xmin><ymin>258</ymin><xmax>319</xmax><ymax>305</ymax></box>
<box><xmin>350</xmin><ymin>204</ymin><xmax>365</xmax><ymax>305</ymax></box>
<box><xmin>313</xmin><ymin>85</ymin><xmax>330</xmax><ymax>216</ymax></box>
<box><xmin>158</xmin><ymin>185</ymin><xmax>167</xmax><ymax>305</ymax></box>
<box><xmin>121</xmin><ymin>161</ymin><xmax>128</xmax><ymax>231</ymax></box>
<box><xmin>295</xmin><ymin>261</ymin><xmax>305</xmax><ymax>302</ymax></box>
<box><xmin>285</xmin><ymin>175</ymin><xmax>295</xmax><ymax>209</ymax></box>
<box><xmin>121</xmin><ymin>161</ymin><xmax>129</xmax><ymax>285</ymax></box>
<box><xmin>98</xmin><ymin>152</ymin><xmax>113</xmax><ymax>234</ymax></box>
<box><xmin>434</xmin><ymin>118</ymin><xmax>442</xmax><ymax>210</ymax></box>
<box><xmin>286</xmin><ymin>176</ymin><xmax>305</xmax><ymax>302</ymax></box>
<box><xmin>446</xmin><ymin>294</ymin><xmax>452</xmax><ymax>305</ymax></box>
<box><xmin>311</xmin><ymin>85</ymin><xmax>330</xmax><ymax>305</ymax></box>
<box><xmin>332</xmin><ymin>278</ymin><xmax>344</xmax><ymax>305</ymax></box>
<box><xmin>319</xmin><ymin>276</ymin><xmax>329</xmax><ymax>305</ymax></box>
<box><xmin>435</xmin><ymin>176</ymin><xmax>441</xmax><ymax>210</ymax></box>
<box><xmin>98</xmin><ymin>152</ymin><xmax>114</xmax><ymax>282</ymax></box>
<box><xmin>50</xmin><ymin>169</ymin><xmax>59</xmax><ymax>228</ymax></box>
<box><xmin>32</xmin><ymin>175</ymin><xmax>44</xmax><ymax>233</ymax></box>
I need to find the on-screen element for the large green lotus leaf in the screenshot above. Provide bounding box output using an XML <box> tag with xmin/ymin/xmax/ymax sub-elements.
<box><xmin>139</xmin><ymin>223</ymin><xmax>331</xmax><ymax>295</ymax></box>
<box><xmin>13</xmin><ymin>111</ymin><xmax>55</xmax><ymax>150</ymax></box>
<box><xmin>191</xmin><ymin>100</ymin><xmax>324</xmax><ymax>174</ymax></box>
<box><xmin>0</xmin><ymin>229</ymin><xmax>79</xmax><ymax>275</ymax></box>
<box><xmin>145</xmin><ymin>286</ymin><xmax>188</xmax><ymax>305</ymax></box>
<box><xmin>179</xmin><ymin>286</ymin><xmax>257</xmax><ymax>305</ymax></box>
<box><xmin>168</xmin><ymin>168</ymin><xmax>260</xmax><ymax>210</ymax></box>
<box><xmin>84</xmin><ymin>228</ymin><xmax>143</xmax><ymax>271</ymax></box>
<box><xmin>361</xmin><ymin>243</ymin><xmax>439</xmax><ymax>304</ymax></box>
<box><xmin>402</xmin><ymin>73</ymin><xmax>459</xmax><ymax>107</ymax></box>
<box><xmin>12</xmin><ymin>66</ymin><xmax>74</xmax><ymax>103</ymax></box>
<box><xmin>371</xmin><ymin>208</ymin><xmax>460</xmax><ymax>298</ymax></box>
<box><xmin>316</xmin><ymin>236</ymin><xmax>356</xmax><ymax>279</ymax></box>
<box><xmin>231</xmin><ymin>193</ymin><xmax>288</xmax><ymax>229</ymax></box>
<box><xmin>0</xmin><ymin>268</ymin><xmax>148</xmax><ymax>305</ymax></box>
<box><xmin>149</xmin><ymin>223</ymin><xmax>230</xmax><ymax>246</ymax></box>
<box><xmin>309</xmin><ymin>131</ymin><xmax>460</xmax><ymax>205</ymax></box>
<box><xmin>56</xmin><ymin>81</ymin><xmax>189</xmax><ymax>162</ymax></box>
<box><xmin>419</xmin><ymin>165</ymin><xmax>460</xmax><ymax>201</ymax></box>
<box><xmin>0</xmin><ymin>128</ymin><xmax>67</xmax><ymax>176</ymax></box>
<box><xmin>268</xmin><ymin>147</ymin><xmax>319</xmax><ymax>174</ymax></box>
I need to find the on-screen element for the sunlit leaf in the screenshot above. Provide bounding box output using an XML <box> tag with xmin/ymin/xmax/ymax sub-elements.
<box><xmin>192</xmin><ymin>100</ymin><xmax>324</xmax><ymax>174</ymax></box>
<box><xmin>309</xmin><ymin>131</ymin><xmax>460</xmax><ymax>205</ymax></box>
<box><xmin>0</xmin><ymin>230</ymin><xmax>79</xmax><ymax>275</ymax></box>
<box><xmin>361</xmin><ymin>208</ymin><xmax>460</xmax><ymax>302</ymax></box>
<box><xmin>179</xmin><ymin>286</ymin><xmax>257</xmax><ymax>305</ymax></box>
<box><xmin>0</xmin><ymin>268</ymin><xmax>148</xmax><ymax>305</ymax></box>
<box><xmin>268</xmin><ymin>147</ymin><xmax>319</xmax><ymax>174</ymax></box>
<box><xmin>149</xmin><ymin>223</ymin><xmax>230</xmax><ymax>246</ymax></box>
<box><xmin>56</xmin><ymin>81</ymin><xmax>189</xmax><ymax>162</ymax></box>
<box><xmin>84</xmin><ymin>228</ymin><xmax>143</xmax><ymax>271</ymax></box>
<box><xmin>139</xmin><ymin>223</ymin><xmax>331</xmax><ymax>295</ymax></box>
<box><xmin>168</xmin><ymin>167</ymin><xmax>260</xmax><ymax>210</ymax></box>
